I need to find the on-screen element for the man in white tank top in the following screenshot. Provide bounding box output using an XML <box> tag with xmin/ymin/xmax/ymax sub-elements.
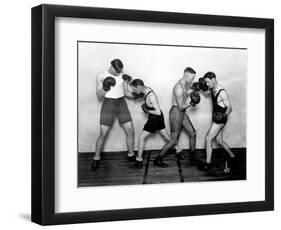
<box><xmin>91</xmin><ymin>59</ymin><xmax>135</xmax><ymax>171</ymax></box>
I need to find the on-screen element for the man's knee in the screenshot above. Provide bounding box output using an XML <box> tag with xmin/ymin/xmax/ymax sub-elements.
<box><xmin>127</xmin><ymin>127</ymin><xmax>134</xmax><ymax>137</ymax></box>
<box><xmin>139</xmin><ymin>132</ymin><xmax>145</xmax><ymax>140</ymax></box>
<box><xmin>169</xmin><ymin>138</ymin><xmax>178</xmax><ymax>147</ymax></box>
<box><xmin>124</xmin><ymin>123</ymin><xmax>134</xmax><ymax>136</ymax></box>
<box><xmin>99</xmin><ymin>130</ymin><xmax>107</xmax><ymax>140</ymax></box>
<box><xmin>139</xmin><ymin>132</ymin><xmax>149</xmax><ymax>143</ymax></box>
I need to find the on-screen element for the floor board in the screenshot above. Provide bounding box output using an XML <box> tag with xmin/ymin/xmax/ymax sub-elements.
<box><xmin>78</xmin><ymin>148</ymin><xmax>246</xmax><ymax>187</ymax></box>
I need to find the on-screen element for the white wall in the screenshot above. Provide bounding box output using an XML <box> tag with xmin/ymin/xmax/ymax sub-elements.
<box><xmin>0</xmin><ymin>0</ymin><xmax>280</xmax><ymax>229</ymax></box>
<box><xmin>79</xmin><ymin>42</ymin><xmax>247</xmax><ymax>152</ymax></box>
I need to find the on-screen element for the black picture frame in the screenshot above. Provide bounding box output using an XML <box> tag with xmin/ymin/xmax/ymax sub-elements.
<box><xmin>31</xmin><ymin>4</ymin><xmax>274</xmax><ymax>225</ymax></box>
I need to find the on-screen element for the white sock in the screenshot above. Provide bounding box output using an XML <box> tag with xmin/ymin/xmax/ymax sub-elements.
<box><xmin>127</xmin><ymin>152</ymin><xmax>134</xmax><ymax>157</ymax></box>
<box><xmin>93</xmin><ymin>155</ymin><xmax>100</xmax><ymax>160</ymax></box>
<box><xmin>136</xmin><ymin>157</ymin><xmax>143</xmax><ymax>161</ymax></box>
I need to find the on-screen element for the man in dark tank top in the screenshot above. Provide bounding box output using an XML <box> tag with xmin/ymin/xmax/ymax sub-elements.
<box><xmin>198</xmin><ymin>72</ymin><xmax>236</xmax><ymax>171</ymax></box>
<box><xmin>127</xmin><ymin>79</ymin><xmax>183</xmax><ymax>168</ymax></box>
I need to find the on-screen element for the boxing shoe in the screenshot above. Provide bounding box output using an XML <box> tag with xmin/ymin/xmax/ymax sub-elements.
<box><xmin>91</xmin><ymin>160</ymin><xmax>100</xmax><ymax>171</ymax></box>
<box><xmin>197</xmin><ymin>162</ymin><xmax>212</xmax><ymax>171</ymax></box>
<box><xmin>134</xmin><ymin>160</ymin><xmax>143</xmax><ymax>169</ymax></box>
<box><xmin>153</xmin><ymin>156</ymin><xmax>169</xmax><ymax>168</ymax></box>
<box><xmin>127</xmin><ymin>154</ymin><xmax>136</xmax><ymax>162</ymax></box>
<box><xmin>190</xmin><ymin>152</ymin><xmax>200</xmax><ymax>165</ymax></box>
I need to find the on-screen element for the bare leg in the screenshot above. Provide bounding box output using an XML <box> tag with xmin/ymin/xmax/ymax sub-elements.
<box><xmin>94</xmin><ymin>125</ymin><xmax>111</xmax><ymax>160</ymax></box>
<box><xmin>216</xmin><ymin>131</ymin><xmax>235</xmax><ymax>158</ymax></box>
<box><xmin>159</xmin><ymin>129</ymin><xmax>182</xmax><ymax>152</ymax></box>
<box><xmin>121</xmin><ymin>121</ymin><xmax>134</xmax><ymax>155</ymax></box>
<box><xmin>137</xmin><ymin>131</ymin><xmax>151</xmax><ymax>161</ymax></box>
<box><xmin>159</xmin><ymin>131</ymin><xmax>180</xmax><ymax>157</ymax></box>
<box><xmin>182</xmin><ymin>114</ymin><xmax>197</xmax><ymax>154</ymax></box>
<box><xmin>205</xmin><ymin>122</ymin><xmax>225</xmax><ymax>163</ymax></box>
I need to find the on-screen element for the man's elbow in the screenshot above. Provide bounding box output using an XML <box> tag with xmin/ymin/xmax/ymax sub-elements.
<box><xmin>227</xmin><ymin>106</ymin><xmax>232</xmax><ymax>114</ymax></box>
<box><xmin>96</xmin><ymin>90</ymin><xmax>104</xmax><ymax>99</ymax></box>
<box><xmin>154</xmin><ymin>108</ymin><xmax>161</xmax><ymax>115</ymax></box>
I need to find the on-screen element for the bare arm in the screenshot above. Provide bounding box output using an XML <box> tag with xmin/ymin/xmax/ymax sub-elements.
<box><xmin>123</xmin><ymin>81</ymin><xmax>135</xmax><ymax>98</ymax></box>
<box><xmin>220</xmin><ymin>91</ymin><xmax>232</xmax><ymax>116</ymax></box>
<box><xmin>174</xmin><ymin>85</ymin><xmax>192</xmax><ymax>110</ymax></box>
<box><xmin>147</xmin><ymin>94</ymin><xmax>161</xmax><ymax>115</ymax></box>
<box><xmin>96</xmin><ymin>73</ymin><xmax>106</xmax><ymax>99</ymax></box>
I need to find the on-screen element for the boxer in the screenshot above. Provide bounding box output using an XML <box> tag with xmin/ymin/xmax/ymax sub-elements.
<box><xmin>198</xmin><ymin>72</ymin><xmax>235</xmax><ymax>171</ymax></box>
<box><xmin>91</xmin><ymin>59</ymin><xmax>135</xmax><ymax>171</ymax></box>
<box><xmin>126</xmin><ymin>79</ymin><xmax>184</xmax><ymax>168</ymax></box>
<box><xmin>154</xmin><ymin>67</ymin><xmax>200</xmax><ymax>168</ymax></box>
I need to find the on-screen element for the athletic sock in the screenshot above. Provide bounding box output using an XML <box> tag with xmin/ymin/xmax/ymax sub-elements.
<box><xmin>176</xmin><ymin>149</ymin><xmax>183</xmax><ymax>153</ymax></box>
<box><xmin>93</xmin><ymin>156</ymin><xmax>101</xmax><ymax>160</ymax></box>
<box><xmin>127</xmin><ymin>152</ymin><xmax>134</xmax><ymax>157</ymax></box>
<box><xmin>136</xmin><ymin>157</ymin><xmax>143</xmax><ymax>161</ymax></box>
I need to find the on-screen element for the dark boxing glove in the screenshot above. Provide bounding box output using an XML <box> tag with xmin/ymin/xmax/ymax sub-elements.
<box><xmin>191</xmin><ymin>82</ymin><xmax>200</xmax><ymax>91</ymax></box>
<box><xmin>190</xmin><ymin>91</ymin><xmax>201</xmax><ymax>106</ymax></box>
<box><xmin>122</xmin><ymin>74</ymin><xmax>132</xmax><ymax>82</ymax></box>
<box><xmin>198</xmin><ymin>77</ymin><xmax>208</xmax><ymax>91</ymax></box>
<box><xmin>213</xmin><ymin>111</ymin><xmax>227</xmax><ymax>123</ymax></box>
<box><xmin>132</xmin><ymin>92</ymin><xmax>145</xmax><ymax>100</ymax></box>
<box><xmin>103</xmin><ymin>76</ymin><xmax>116</xmax><ymax>91</ymax></box>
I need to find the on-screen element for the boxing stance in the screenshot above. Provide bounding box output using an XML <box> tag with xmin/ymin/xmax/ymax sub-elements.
<box><xmin>91</xmin><ymin>59</ymin><xmax>135</xmax><ymax>171</ymax></box>
<box><xmin>127</xmin><ymin>79</ymin><xmax>183</xmax><ymax>168</ymax></box>
<box><xmin>198</xmin><ymin>72</ymin><xmax>235</xmax><ymax>170</ymax></box>
<box><xmin>154</xmin><ymin>67</ymin><xmax>199</xmax><ymax>168</ymax></box>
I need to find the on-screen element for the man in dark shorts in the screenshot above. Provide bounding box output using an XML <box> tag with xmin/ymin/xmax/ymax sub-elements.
<box><xmin>91</xmin><ymin>59</ymin><xmax>135</xmax><ymax>171</ymax></box>
<box><xmin>128</xmin><ymin>79</ymin><xmax>183</xmax><ymax>168</ymax></box>
<box><xmin>154</xmin><ymin>67</ymin><xmax>198</xmax><ymax>167</ymax></box>
<box><xmin>198</xmin><ymin>72</ymin><xmax>235</xmax><ymax>170</ymax></box>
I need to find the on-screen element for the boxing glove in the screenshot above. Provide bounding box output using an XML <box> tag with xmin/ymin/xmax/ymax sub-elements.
<box><xmin>198</xmin><ymin>77</ymin><xmax>208</xmax><ymax>91</ymax></box>
<box><xmin>213</xmin><ymin>111</ymin><xmax>227</xmax><ymax>123</ymax></box>
<box><xmin>122</xmin><ymin>74</ymin><xmax>132</xmax><ymax>82</ymax></box>
<box><xmin>132</xmin><ymin>92</ymin><xmax>145</xmax><ymax>100</ymax></box>
<box><xmin>191</xmin><ymin>82</ymin><xmax>200</xmax><ymax>91</ymax></box>
<box><xmin>190</xmin><ymin>91</ymin><xmax>201</xmax><ymax>106</ymax></box>
<box><xmin>103</xmin><ymin>77</ymin><xmax>116</xmax><ymax>91</ymax></box>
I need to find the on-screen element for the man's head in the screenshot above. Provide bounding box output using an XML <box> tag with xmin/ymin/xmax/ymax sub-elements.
<box><xmin>203</xmin><ymin>72</ymin><xmax>217</xmax><ymax>89</ymax></box>
<box><xmin>183</xmin><ymin>67</ymin><xmax>196</xmax><ymax>83</ymax></box>
<box><xmin>130</xmin><ymin>79</ymin><xmax>144</xmax><ymax>94</ymax></box>
<box><xmin>110</xmin><ymin>59</ymin><xmax>123</xmax><ymax>75</ymax></box>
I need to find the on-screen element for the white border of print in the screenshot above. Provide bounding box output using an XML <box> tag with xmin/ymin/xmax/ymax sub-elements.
<box><xmin>55</xmin><ymin>17</ymin><xmax>265</xmax><ymax>213</ymax></box>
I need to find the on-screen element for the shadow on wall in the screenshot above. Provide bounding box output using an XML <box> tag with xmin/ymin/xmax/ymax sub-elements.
<box><xmin>78</xmin><ymin>42</ymin><xmax>247</xmax><ymax>152</ymax></box>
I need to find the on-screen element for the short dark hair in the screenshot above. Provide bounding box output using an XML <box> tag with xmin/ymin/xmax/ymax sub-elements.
<box><xmin>184</xmin><ymin>67</ymin><xmax>196</xmax><ymax>74</ymax></box>
<box><xmin>203</xmin><ymin>72</ymin><xmax>216</xmax><ymax>79</ymax></box>
<box><xmin>111</xmin><ymin>59</ymin><xmax>123</xmax><ymax>73</ymax></box>
<box><xmin>130</xmin><ymin>79</ymin><xmax>144</xmax><ymax>87</ymax></box>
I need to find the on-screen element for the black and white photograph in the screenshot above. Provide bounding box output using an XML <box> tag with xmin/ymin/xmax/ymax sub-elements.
<box><xmin>78</xmin><ymin>41</ymin><xmax>247</xmax><ymax>187</ymax></box>
<box><xmin>30</xmin><ymin>3</ymin><xmax>274</xmax><ymax>226</ymax></box>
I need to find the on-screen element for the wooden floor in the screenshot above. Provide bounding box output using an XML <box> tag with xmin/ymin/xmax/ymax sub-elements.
<box><xmin>78</xmin><ymin>148</ymin><xmax>246</xmax><ymax>187</ymax></box>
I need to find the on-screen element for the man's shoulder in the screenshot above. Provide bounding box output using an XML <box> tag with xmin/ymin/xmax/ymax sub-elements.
<box><xmin>218</xmin><ymin>88</ymin><xmax>229</xmax><ymax>98</ymax></box>
<box><xmin>173</xmin><ymin>83</ymin><xmax>183</xmax><ymax>94</ymax></box>
<box><xmin>97</xmin><ymin>70</ymin><xmax>108</xmax><ymax>80</ymax></box>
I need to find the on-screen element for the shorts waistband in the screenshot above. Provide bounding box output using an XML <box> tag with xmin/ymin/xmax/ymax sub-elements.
<box><xmin>171</xmin><ymin>105</ymin><xmax>186</xmax><ymax>111</ymax></box>
<box><xmin>104</xmin><ymin>96</ymin><xmax>125</xmax><ymax>101</ymax></box>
